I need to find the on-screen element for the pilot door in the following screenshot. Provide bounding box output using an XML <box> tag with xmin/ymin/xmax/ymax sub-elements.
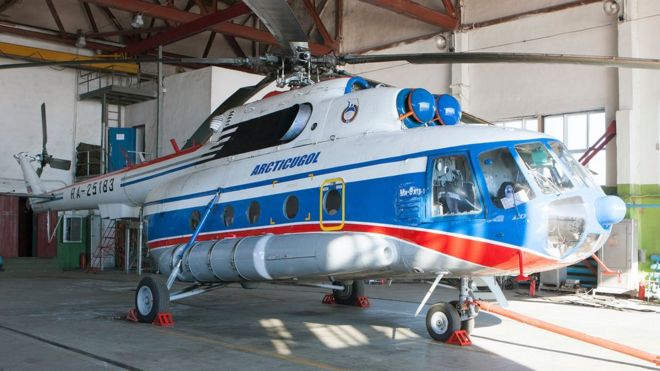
<box><xmin>320</xmin><ymin>178</ymin><xmax>345</xmax><ymax>231</ymax></box>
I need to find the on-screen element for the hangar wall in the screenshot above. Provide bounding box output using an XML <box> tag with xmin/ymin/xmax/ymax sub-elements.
<box><xmin>124</xmin><ymin>67</ymin><xmax>266</xmax><ymax>157</ymax></box>
<box><xmin>0</xmin><ymin>34</ymin><xmax>104</xmax><ymax>194</ymax></box>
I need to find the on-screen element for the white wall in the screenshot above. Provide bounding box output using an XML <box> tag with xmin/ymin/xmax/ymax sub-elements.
<box><xmin>125</xmin><ymin>66</ymin><xmax>265</xmax><ymax>157</ymax></box>
<box><xmin>0</xmin><ymin>35</ymin><xmax>103</xmax><ymax>193</ymax></box>
<box><xmin>616</xmin><ymin>0</ymin><xmax>660</xmax><ymax>185</ymax></box>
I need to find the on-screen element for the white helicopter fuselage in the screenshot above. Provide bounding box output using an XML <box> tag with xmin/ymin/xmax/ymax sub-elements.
<box><xmin>24</xmin><ymin>77</ymin><xmax>624</xmax><ymax>283</ymax></box>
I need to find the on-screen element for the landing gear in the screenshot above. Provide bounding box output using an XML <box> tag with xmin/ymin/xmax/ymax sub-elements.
<box><xmin>426</xmin><ymin>302</ymin><xmax>461</xmax><ymax>341</ymax></box>
<box><xmin>332</xmin><ymin>280</ymin><xmax>364</xmax><ymax>305</ymax></box>
<box><xmin>135</xmin><ymin>276</ymin><xmax>170</xmax><ymax>323</ymax></box>
<box><xmin>450</xmin><ymin>300</ymin><xmax>477</xmax><ymax>334</ymax></box>
<box><xmin>421</xmin><ymin>276</ymin><xmax>480</xmax><ymax>341</ymax></box>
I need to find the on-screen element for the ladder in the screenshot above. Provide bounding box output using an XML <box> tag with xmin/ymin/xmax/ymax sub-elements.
<box><xmin>89</xmin><ymin>219</ymin><xmax>116</xmax><ymax>272</ymax></box>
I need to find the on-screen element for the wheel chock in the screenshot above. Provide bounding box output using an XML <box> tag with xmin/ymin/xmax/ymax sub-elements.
<box><xmin>356</xmin><ymin>296</ymin><xmax>370</xmax><ymax>308</ymax></box>
<box><xmin>126</xmin><ymin>308</ymin><xmax>138</xmax><ymax>323</ymax></box>
<box><xmin>446</xmin><ymin>330</ymin><xmax>472</xmax><ymax>346</ymax></box>
<box><xmin>322</xmin><ymin>294</ymin><xmax>336</xmax><ymax>304</ymax></box>
<box><xmin>152</xmin><ymin>312</ymin><xmax>174</xmax><ymax>327</ymax></box>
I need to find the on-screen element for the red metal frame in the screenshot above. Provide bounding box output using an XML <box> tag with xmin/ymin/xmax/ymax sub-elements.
<box><xmin>360</xmin><ymin>0</ymin><xmax>458</xmax><ymax>30</ymax></box>
<box><xmin>579</xmin><ymin>120</ymin><xmax>616</xmax><ymax>166</ymax></box>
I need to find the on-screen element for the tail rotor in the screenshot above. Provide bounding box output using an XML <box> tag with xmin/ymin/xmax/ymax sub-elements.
<box><xmin>36</xmin><ymin>102</ymin><xmax>71</xmax><ymax>177</ymax></box>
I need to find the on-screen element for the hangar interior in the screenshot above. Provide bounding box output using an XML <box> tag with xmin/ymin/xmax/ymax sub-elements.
<box><xmin>0</xmin><ymin>0</ymin><xmax>659</xmax><ymax>369</ymax></box>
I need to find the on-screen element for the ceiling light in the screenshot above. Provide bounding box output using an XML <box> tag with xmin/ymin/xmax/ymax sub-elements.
<box><xmin>435</xmin><ymin>34</ymin><xmax>448</xmax><ymax>50</ymax></box>
<box><xmin>131</xmin><ymin>13</ymin><xmax>144</xmax><ymax>29</ymax></box>
<box><xmin>75</xmin><ymin>30</ymin><xmax>86</xmax><ymax>48</ymax></box>
<box><xmin>603</xmin><ymin>0</ymin><xmax>620</xmax><ymax>16</ymax></box>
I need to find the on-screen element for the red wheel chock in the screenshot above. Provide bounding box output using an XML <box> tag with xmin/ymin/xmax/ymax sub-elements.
<box><xmin>153</xmin><ymin>313</ymin><xmax>174</xmax><ymax>327</ymax></box>
<box><xmin>126</xmin><ymin>308</ymin><xmax>138</xmax><ymax>323</ymax></box>
<box><xmin>322</xmin><ymin>294</ymin><xmax>336</xmax><ymax>304</ymax></box>
<box><xmin>446</xmin><ymin>330</ymin><xmax>472</xmax><ymax>346</ymax></box>
<box><xmin>356</xmin><ymin>296</ymin><xmax>370</xmax><ymax>308</ymax></box>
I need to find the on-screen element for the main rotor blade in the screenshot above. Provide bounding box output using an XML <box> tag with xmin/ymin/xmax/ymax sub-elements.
<box><xmin>339</xmin><ymin>52</ymin><xmax>660</xmax><ymax>70</ymax></box>
<box><xmin>0</xmin><ymin>57</ymin><xmax>256</xmax><ymax>70</ymax></box>
<box><xmin>49</xmin><ymin>157</ymin><xmax>72</xmax><ymax>171</ymax></box>
<box><xmin>243</xmin><ymin>0</ymin><xmax>308</xmax><ymax>55</ymax></box>
<box><xmin>182</xmin><ymin>73</ymin><xmax>276</xmax><ymax>150</ymax></box>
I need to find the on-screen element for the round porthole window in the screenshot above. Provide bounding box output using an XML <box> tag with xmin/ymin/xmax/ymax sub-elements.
<box><xmin>247</xmin><ymin>201</ymin><xmax>260</xmax><ymax>224</ymax></box>
<box><xmin>324</xmin><ymin>189</ymin><xmax>341</xmax><ymax>216</ymax></box>
<box><xmin>284</xmin><ymin>195</ymin><xmax>299</xmax><ymax>219</ymax></box>
<box><xmin>223</xmin><ymin>205</ymin><xmax>234</xmax><ymax>227</ymax></box>
<box><xmin>190</xmin><ymin>210</ymin><xmax>201</xmax><ymax>230</ymax></box>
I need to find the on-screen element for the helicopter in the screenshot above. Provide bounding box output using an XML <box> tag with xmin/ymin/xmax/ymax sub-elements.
<box><xmin>7</xmin><ymin>0</ymin><xmax>651</xmax><ymax>342</ymax></box>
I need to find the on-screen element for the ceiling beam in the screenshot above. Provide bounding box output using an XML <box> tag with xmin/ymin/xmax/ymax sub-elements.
<box><xmin>359</xmin><ymin>0</ymin><xmax>458</xmax><ymax>30</ymax></box>
<box><xmin>119</xmin><ymin>2</ymin><xmax>251</xmax><ymax>55</ymax></box>
<box><xmin>82</xmin><ymin>2</ymin><xmax>100</xmax><ymax>34</ymax></box>
<box><xmin>82</xmin><ymin>0</ymin><xmax>332</xmax><ymax>55</ymax></box>
<box><xmin>45</xmin><ymin>0</ymin><xmax>66</xmax><ymax>37</ymax></box>
<box><xmin>202</xmin><ymin>31</ymin><xmax>216</xmax><ymax>57</ymax></box>
<box><xmin>100</xmin><ymin>7</ymin><xmax>124</xmax><ymax>31</ymax></box>
<box><xmin>302</xmin><ymin>0</ymin><xmax>333</xmax><ymax>48</ymax></box>
<box><xmin>441</xmin><ymin>0</ymin><xmax>456</xmax><ymax>19</ymax></box>
<box><xmin>0</xmin><ymin>0</ymin><xmax>19</xmax><ymax>14</ymax></box>
<box><xmin>87</xmin><ymin>26</ymin><xmax>168</xmax><ymax>38</ymax></box>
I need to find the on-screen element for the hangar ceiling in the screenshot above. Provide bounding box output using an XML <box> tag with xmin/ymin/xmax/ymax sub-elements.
<box><xmin>0</xmin><ymin>0</ymin><xmax>599</xmax><ymax>67</ymax></box>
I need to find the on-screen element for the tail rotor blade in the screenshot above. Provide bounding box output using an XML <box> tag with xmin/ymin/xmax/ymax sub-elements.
<box><xmin>41</xmin><ymin>103</ymin><xmax>47</xmax><ymax>149</ymax></box>
<box><xmin>49</xmin><ymin>158</ymin><xmax>71</xmax><ymax>171</ymax></box>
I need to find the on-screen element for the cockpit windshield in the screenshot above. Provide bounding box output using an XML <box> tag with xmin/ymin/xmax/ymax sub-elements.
<box><xmin>549</xmin><ymin>141</ymin><xmax>598</xmax><ymax>188</ymax></box>
<box><xmin>515</xmin><ymin>142</ymin><xmax>573</xmax><ymax>194</ymax></box>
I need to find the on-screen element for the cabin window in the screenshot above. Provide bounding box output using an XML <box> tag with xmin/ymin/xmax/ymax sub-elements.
<box><xmin>515</xmin><ymin>142</ymin><xmax>573</xmax><ymax>194</ymax></box>
<box><xmin>190</xmin><ymin>210</ymin><xmax>201</xmax><ymax>230</ymax></box>
<box><xmin>217</xmin><ymin>103</ymin><xmax>312</xmax><ymax>157</ymax></box>
<box><xmin>247</xmin><ymin>201</ymin><xmax>260</xmax><ymax>224</ymax></box>
<box><xmin>324</xmin><ymin>189</ymin><xmax>341</xmax><ymax>216</ymax></box>
<box><xmin>479</xmin><ymin>148</ymin><xmax>534</xmax><ymax>209</ymax></box>
<box><xmin>284</xmin><ymin>195</ymin><xmax>299</xmax><ymax>219</ymax></box>
<box><xmin>63</xmin><ymin>216</ymin><xmax>82</xmax><ymax>243</ymax></box>
<box><xmin>223</xmin><ymin>205</ymin><xmax>234</xmax><ymax>227</ymax></box>
<box><xmin>431</xmin><ymin>155</ymin><xmax>481</xmax><ymax>216</ymax></box>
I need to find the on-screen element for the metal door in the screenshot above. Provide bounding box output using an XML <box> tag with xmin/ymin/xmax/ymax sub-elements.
<box><xmin>108</xmin><ymin>127</ymin><xmax>136</xmax><ymax>172</ymax></box>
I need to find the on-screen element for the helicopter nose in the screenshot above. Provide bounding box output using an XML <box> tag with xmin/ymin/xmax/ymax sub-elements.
<box><xmin>594</xmin><ymin>196</ymin><xmax>626</xmax><ymax>226</ymax></box>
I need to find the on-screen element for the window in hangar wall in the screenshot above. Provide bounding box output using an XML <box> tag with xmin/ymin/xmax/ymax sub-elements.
<box><xmin>543</xmin><ymin>111</ymin><xmax>606</xmax><ymax>186</ymax></box>
<box><xmin>495</xmin><ymin>111</ymin><xmax>606</xmax><ymax>186</ymax></box>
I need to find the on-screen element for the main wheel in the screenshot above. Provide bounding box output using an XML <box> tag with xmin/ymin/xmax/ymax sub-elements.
<box><xmin>449</xmin><ymin>300</ymin><xmax>476</xmax><ymax>334</ymax></box>
<box><xmin>135</xmin><ymin>276</ymin><xmax>170</xmax><ymax>323</ymax></box>
<box><xmin>426</xmin><ymin>302</ymin><xmax>461</xmax><ymax>342</ymax></box>
<box><xmin>332</xmin><ymin>280</ymin><xmax>365</xmax><ymax>305</ymax></box>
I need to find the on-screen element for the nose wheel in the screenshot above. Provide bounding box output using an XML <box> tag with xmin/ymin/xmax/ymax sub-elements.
<box><xmin>425</xmin><ymin>302</ymin><xmax>461</xmax><ymax>342</ymax></box>
<box><xmin>135</xmin><ymin>276</ymin><xmax>170</xmax><ymax>323</ymax></box>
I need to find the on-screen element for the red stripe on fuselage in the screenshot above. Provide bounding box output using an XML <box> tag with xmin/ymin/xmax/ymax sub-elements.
<box><xmin>146</xmin><ymin>222</ymin><xmax>559</xmax><ymax>272</ymax></box>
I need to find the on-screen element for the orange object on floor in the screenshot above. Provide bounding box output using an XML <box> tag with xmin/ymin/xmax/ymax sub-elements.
<box><xmin>356</xmin><ymin>296</ymin><xmax>370</xmax><ymax>308</ymax></box>
<box><xmin>126</xmin><ymin>308</ymin><xmax>138</xmax><ymax>323</ymax></box>
<box><xmin>477</xmin><ymin>300</ymin><xmax>660</xmax><ymax>366</ymax></box>
<box><xmin>446</xmin><ymin>330</ymin><xmax>472</xmax><ymax>346</ymax></box>
<box><xmin>529</xmin><ymin>277</ymin><xmax>536</xmax><ymax>297</ymax></box>
<box><xmin>322</xmin><ymin>294</ymin><xmax>336</xmax><ymax>304</ymax></box>
<box><xmin>152</xmin><ymin>313</ymin><xmax>174</xmax><ymax>327</ymax></box>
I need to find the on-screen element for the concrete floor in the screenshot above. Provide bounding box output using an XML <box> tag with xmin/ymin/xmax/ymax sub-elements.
<box><xmin>0</xmin><ymin>262</ymin><xmax>658</xmax><ymax>370</ymax></box>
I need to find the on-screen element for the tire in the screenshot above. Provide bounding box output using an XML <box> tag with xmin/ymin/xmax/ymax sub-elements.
<box><xmin>449</xmin><ymin>300</ymin><xmax>476</xmax><ymax>334</ymax></box>
<box><xmin>135</xmin><ymin>276</ymin><xmax>170</xmax><ymax>323</ymax></box>
<box><xmin>426</xmin><ymin>302</ymin><xmax>461</xmax><ymax>342</ymax></box>
<box><xmin>332</xmin><ymin>280</ymin><xmax>365</xmax><ymax>305</ymax></box>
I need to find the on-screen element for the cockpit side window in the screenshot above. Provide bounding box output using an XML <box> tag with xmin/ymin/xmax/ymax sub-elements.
<box><xmin>515</xmin><ymin>142</ymin><xmax>574</xmax><ymax>194</ymax></box>
<box><xmin>432</xmin><ymin>155</ymin><xmax>482</xmax><ymax>217</ymax></box>
<box><xmin>479</xmin><ymin>148</ymin><xmax>534</xmax><ymax>209</ymax></box>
